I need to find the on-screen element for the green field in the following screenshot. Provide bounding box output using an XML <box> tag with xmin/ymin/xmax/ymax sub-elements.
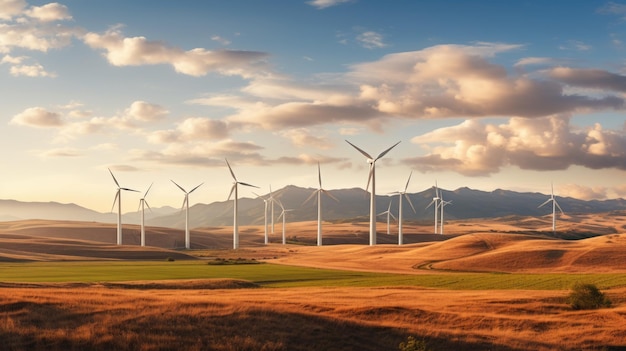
<box><xmin>1</xmin><ymin>261</ymin><xmax>626</xmax><ymax>290</ymax></box>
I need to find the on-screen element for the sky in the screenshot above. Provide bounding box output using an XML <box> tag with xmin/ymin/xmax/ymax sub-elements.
<box><xmin>2</xmin><ymin>0</ymin><xmax>626</xmax><ymax>213</ymax></box>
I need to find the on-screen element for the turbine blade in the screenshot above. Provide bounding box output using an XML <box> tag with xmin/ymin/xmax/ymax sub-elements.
<box><xmin>538</xmin><ymin>199</ymin><xmax>551</xmax><ymax>208</ymax></box>
<box><xmin>321</xmin><ymin>189</ymin><xmax>339</xmax><ymax>202</ymax></box>
<box><xmin>144</xmin><ymin>182</ymin><xmax>153</xmax><ymax>198</ymax></box>
<box><xmin>389</xmin><ymin>212</ymin><xmax>397</xmax><ymax>220</ymax></box>
<box><xmin>137</xmin><ymin>199</ymin><xmax>142</xmax><ymax>213</ymax></box>
<box><xmin>181</xmin><ymin>197</ymin><xmax>187</xmax><ymax>210</ymax></box>
<box><xmin>225</xmin><ymin>158</ymin><xmax>237</xmax><ymax>181</ymax></box>
<box><xmin>345</xmin><ymin>140</ymin><xmax>373</xmax><ymax>159</ymax></box>
<box><xmin>425</xmin><ymin>199</ymin><xmax>435</xmax><ymax>210</ymax></box>
<box><xmin>404</xmin><ymin>171</ymin><xmax>412</xmax><ymax>192</ymax></box>
<box><xmin>121</xmin><ymin>188</ymin><xmax>140</xmax><ymax>192</ymax></box>
<box><xmin>555</xmin><ymin>200</ymin><xmax>564</xmax><ymax>214</ymax></box>
<box><xmin>387</xmin><ymin>201</ymin><xmax>392</xmax><ymax>212</ymax></box>
<box><xmin>108</xmin><ymin>168</ymin><xmax>120</xmax><ymax>188</ymax></box>
<box><xmin>302</xmin><ymin>190</ymin><xmax>319</xmax><ymax>206</ymax></box>
<box><xmin>145</xmin><ymin>200</ymin><xmax>153</xmax><ymax>212</ymax></box>
<box><xmin>365</xmin><ymin>163</ymin><xmax>373</xmax><ymax>192</ymax></box>
<box><xmin>171</xmin><ymin>180</ymin><xmax>187</xmax><ymax>193</ymax></box>
<box><xmin>189</xmin><ymin>182</ymin><xmax>204</xmax><ymax>194</ymax></box>
<box><xmin>110</xmin><ymin>191</ymin><xmax>119</xmax><ymax>213</ymax></box>
<box><xmin>405</xmin><ymin>193</ymin><xmax>417</xmax><ymax>213</ymax></box>
<box><xmin>317</xmin><ymin>162</ymin><xmax>322</xmax><ymax>188</ymax></box>
<box><xmin>239</xmin><ymin>182</ymin><xmax>259</xmax><ymax>188</ymax></box>
<box><xmin>375</xmin><ymin>141</ymin><xmax>401</xmax><ymax>161</ymax></box>
<box><xmin>228</xmin><ymin>184</ymin><xmax>236</xmax><ymax>201</ymax></box>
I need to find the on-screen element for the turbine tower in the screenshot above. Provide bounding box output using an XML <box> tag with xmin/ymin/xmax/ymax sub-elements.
<box><xmin>438</xmin><ymin>189</ymin><xmax>452</xmax><ymax>235</ymax></box>
<box><xmin>390</xmin><ymin>171</ymin><xmax>416</xmax><ymax>245</ymax></box>
<box><xmin>377</xmin><ymin>199</ymin><xmax>396</xmax><ymax>235</ymax></box>
<box><xmin>346</xmin><ymin>140</ymin><xmax>401</xmax><ymax>246</ymax></box>
<box><xmin>108</xmin><ymin>168</ymin><xmax>139</xmax><ymax>245</ymax></box>
<box><xmin>226</xmin><ymin>158</ymin><xmax>258</xmax><ymax>249</ymax></box>
<box><xmin>425</xmin><ymin>182</ymin><xmax>440</xmax><ymax>235</ymax></box>
<box><xmin>303</xmin><ymin>162</ymin><xmax>338</xmax><ymax>246</ymax></box>
<box><xmin>138</xmin><ymin>183</ymin><xmax>153</xmax><ymax>247</ymax></box>
<box><xmin>253</xmin><ymin>192</ymin><xmax>270</xmax><ymax>245</ymax></box>
<box><xmin>538</xmin><ymin>183</ymin><xmax>564</xmax><ymax>233</ymax></box>
<box><xmin>277</xmin><ymin>200</ymin><xmax>294</xmax><ymax>245</ymax></box>
<box><xmin>171</xmin><ymin>180</ymin><xmax>203</xmax><ymax>249</ymax></box>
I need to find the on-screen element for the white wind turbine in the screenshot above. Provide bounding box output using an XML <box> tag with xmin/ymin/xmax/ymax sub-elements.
<box><xmin>268</xmin><ymin>185</ymin><xmax>277</xmax><ymax>235</ymax></box>
<box><xmin>425</xmin><ymin>181</ymin><xmax>440</xmax><ymax>235</ymax></box>
<box><xmin>538</xmin><ymin>183</ymin><xmax>564</xmax><ymax>233</ymax></box>
<box><xmin>253</xmin><ymin>192</ymin><xmax>270</xmax><ymax>245</ymax></box>
<box><xmin>438</xmin><ymin>189</ymin><xmax>452</xmax><ymax>235</ymax></box>
<box><xmin>346</xmin><ymin>140</ymin><xmax>401</xmax><ymax>246</ymax></box>
<box><xmin>226</xmin><ymin>158</ymin><xmax>258</xmax><ymax>249</ymax></box>
<box><xmin>138</xmin><ymin>183</ymin><xmax>153</xmax><ymax>247</ymax></box>
<box><xmin>171</xmin><ymin>180</ymin><xmax>203</xmax><ymax>249</ymax></box>
<box><xmin>108</xmin><ymin>168</ymin><xmax>139</xmax><ymax>245</ymax></box>
<box><xmin>390</xmin><ymin>171</ymin><xmax>416</xmax><ymax>245</ymax></box>
<box><xmin>377</xmin><ymin>199</ymin><xmax>397</xmax><ymax>235</ymax></box>
<box><xmin>277</xmin><ymin>200</ymin><xmax>294</xmax><ymax>245</ymax></box>
<box><xmin>303</xmin><ymin>162</ymin><xmax>339</xmax><ymax>246</ymax></box>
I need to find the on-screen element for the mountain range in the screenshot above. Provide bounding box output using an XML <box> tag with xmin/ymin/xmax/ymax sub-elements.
<box><xmin>2</xmin><ymin>185</ymin><xmax>626</xmax><ymax>229</ymax></box>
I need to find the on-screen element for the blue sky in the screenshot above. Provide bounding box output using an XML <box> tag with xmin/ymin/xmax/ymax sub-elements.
<box><xmin>2</xmin><ymin>0</ymin><xmax>626</xmax><ymax>213</ymax></box>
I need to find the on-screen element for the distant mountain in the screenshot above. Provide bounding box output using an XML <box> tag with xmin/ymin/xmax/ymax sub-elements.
<box><xmin>2</xmin><ymin>186</ymin><xmax>626</xmax><ymax>229</ymax></box>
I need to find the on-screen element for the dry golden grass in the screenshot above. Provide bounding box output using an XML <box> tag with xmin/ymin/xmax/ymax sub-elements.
<box><xmin>1</xmin><ymin>284</ymin><xmax>626</xmax><ymax>350</ymax></box>
<box><xmin>1</xmin><ymin>213</ymin><xmax>626</xmax><ymax>350</ymax></box>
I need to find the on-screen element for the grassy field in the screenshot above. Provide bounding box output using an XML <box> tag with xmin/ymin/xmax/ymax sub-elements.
<box><xmin>2</xmin><ymin>260</ymin><xmax>626</xmax><ymax>290</ymax></box>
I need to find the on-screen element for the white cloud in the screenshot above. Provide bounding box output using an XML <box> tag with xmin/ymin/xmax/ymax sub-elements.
<box><xmin>559</xmin><ymin>40</ymin><xmax>591</xmax><ymax>51</ymax></box>
<box><xmin>558</xmin><ymin>184</ymin><xmax>608</xmax><ymax>200</ymax></box>
<box><xmin>24</xmin><ymin>3</ymin><xmax>72</xmax><ymax>22</ymax></box>
<box><xmin>307</xmin><ymin>0</ymin><xmax>353</xmax><ymax>9</ymax></box>
<box><xmin>210</xmin><ymin>35</ymin><xmax>231</xmax><ymax>46</ymax></box>
<box><xmin>9</xmin><ymin>62</ymin><xmax>55</xmax><ymax>77</ymax></box>
<box><xmin>125</xmin><ymin>101</ymin><xmax>168</xmax><ymax>122</ymax></box>
<box><xmin>148</xmin><ymin>117</ymin><xmax>229</xmax><ymax>144</ymax></box>
<box><xmin>279</xmin><ymin>128</ymin><xmax>333</xmax><ymax>149</ymax></box>
<box><xmin>0</xmin><ymin>0</ymin><xmax>26</xmax><ymax>20</ymax></box>
<box><xmin>10</xmin><ymin>107</ymin><xmax>64</xmax><ymax>127</ymax></box>
<box><xmin>38</xmin><ymin>147</ymin><xmax>82</xmax><ymax>158</ymax></box>
<box><xmin>407</xmin><ymin>116</ymin><xmax>626</xmax><ymax>176</ymax></box>
<box><xmin>356</xmin><ymin>31</ymin><xmax>386</xmax><ymax>49</ymax></box>
<box><xmin>83</xmin><ymin>28</ymin><xmax>269</xmax><ymax>77</ymax></box>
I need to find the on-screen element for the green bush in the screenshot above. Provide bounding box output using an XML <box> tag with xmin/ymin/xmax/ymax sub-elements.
<box><xmin>567</xmin><ymin>283</ymin><xmax>611</xmax><ymax>310</ymax></box>
<box><xmin>399</xmin><ymin>336</ymin><xmax>430</xmax><ymax>351</ymax></box>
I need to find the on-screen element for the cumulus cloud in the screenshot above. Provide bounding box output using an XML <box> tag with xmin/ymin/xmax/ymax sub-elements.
<box><xmin>24</xmin><ymin>2</ymin><xmax>72</xmax><ymax>22</ymax></box>
<box><xmin>125</xmin><ymin>101</ymin><xmax>168</xmax><ymax>122</ymax></box>
<box><xmin>406</xmin><ymin>115</ymin><xmax>626</xmax><ymax>176</ymax></box>
<box><xmin>148</xmin><ymin>117</ymin><xmax>229</xmax><ymax>143</ymax></box>
<box><xmin>204</xmin><ymin>43</ymin><xmax>626</xmax><ymax>134</ymax></box>
<box><xmin>0</xmin><ymin>0</ymin><xmax>26</xmax><ymax>20</ymax></box>
<box><xmin>10</xmin><ymin>107</ymin><xmax>64</xmax><ymax>127</ymax></box>
<box><xmin>558</xmin><ymin>184</ymin><xmax>608</xmax><ymax>201</ymax></box>
<box><xmin>9</xmin><ymin>62</ymin><xmax>55</xmax><ymax>77</ymax></box>
<box><xmin>83</xmin><ymin>28</ymin><xmax>269</xmax><ymax>77</ymax></box>
<box><xmin>279</xmin><ymin>128</ymin><xmax>334</xmax><ymax>149</ymax></box>
<box><xmin>274</xmin><ymin>153</ymin><xmax>347</xmax><ymax>165</ymax></box>
<box><xmin>307</xmin><ymin>0</ymin><xmax>353</xmax><ymax>9</ymax></box>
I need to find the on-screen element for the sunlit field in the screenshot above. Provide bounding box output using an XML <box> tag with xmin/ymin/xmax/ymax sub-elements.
<box><xmin>2</xmin><ymin>217</ymin><xmax>626</xmax><ymax>350</ymax></box>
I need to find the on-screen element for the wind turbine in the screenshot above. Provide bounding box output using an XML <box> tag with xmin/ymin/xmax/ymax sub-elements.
<box><xmin>538</xmin><ymin>183</ymin><xmax>564</xmax><ymax>233</ymax></box>
<box><xmin>277</xmin><ymin>200</ymin><xmax>294</xmax><ymax>245</ymax></box>
<box><xmin>138</xmin><ymin>183</ymin><xmax>153</xmax><ymax>247</ymax></box>
<box><xmin>390</xmin><ymin>171</ymin><xmax>416</xmax><ymax>245</ymax></box>
<box><xmin>377</xmin><ymin>199</ymin><xmax>397</xmax><ymax>235</ymax></box>
<box><xmin>226</xmin><ymin>158</ymin><xmax>258</xmax><ymax>249</ymax></box>
<box><xmin>438</xmin><ymin>189</ymin><xmax>452</xmax><ymax>235</ymax></box>
<box><xmin>253</xmin><ymin>192</ymin><xmax>270</xmax><ymax>245</ymax></box>
<box><xmin>268</xmin><ymin>185</ymin><xmax>277</xmax><ymax>235</ymax></box>
<box><xmin>303</xmin><ymin>162</ymin><xmax>338</xmax><ymax>246</ymax></box>
<box><xmin>171</xmin><ymin>180</ymin><xmax>203</xmax><ymax>249</ymax></box>
<box><xmin>108</xmin><ymin>168</ymin><xmax>139</xmax><ymax>245</ymax></box>
<box><xmin>345</xmin><ymin>140</ymin><xmax>401</xmax><ymax>246</ymax></box>
<box><xmin>425</xmin><ymin>182</ymin><xmax>440</xmax><ymax>235</ymax></box>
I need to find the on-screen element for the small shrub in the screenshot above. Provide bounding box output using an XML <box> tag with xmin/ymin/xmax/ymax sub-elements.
<box><xmin>567</xmin><ymin>283</ymin><xmax>611</xmax><ymax>310</ymax></box>
<box><xmin>166</xmin><ymin>257</ymin><xmax>175</xmax><ymax>262</ymax></box>
<box><xmin>399</xmin><ymin>336</ymin><xmax>430</xmax><ymax>351</ymax></box>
